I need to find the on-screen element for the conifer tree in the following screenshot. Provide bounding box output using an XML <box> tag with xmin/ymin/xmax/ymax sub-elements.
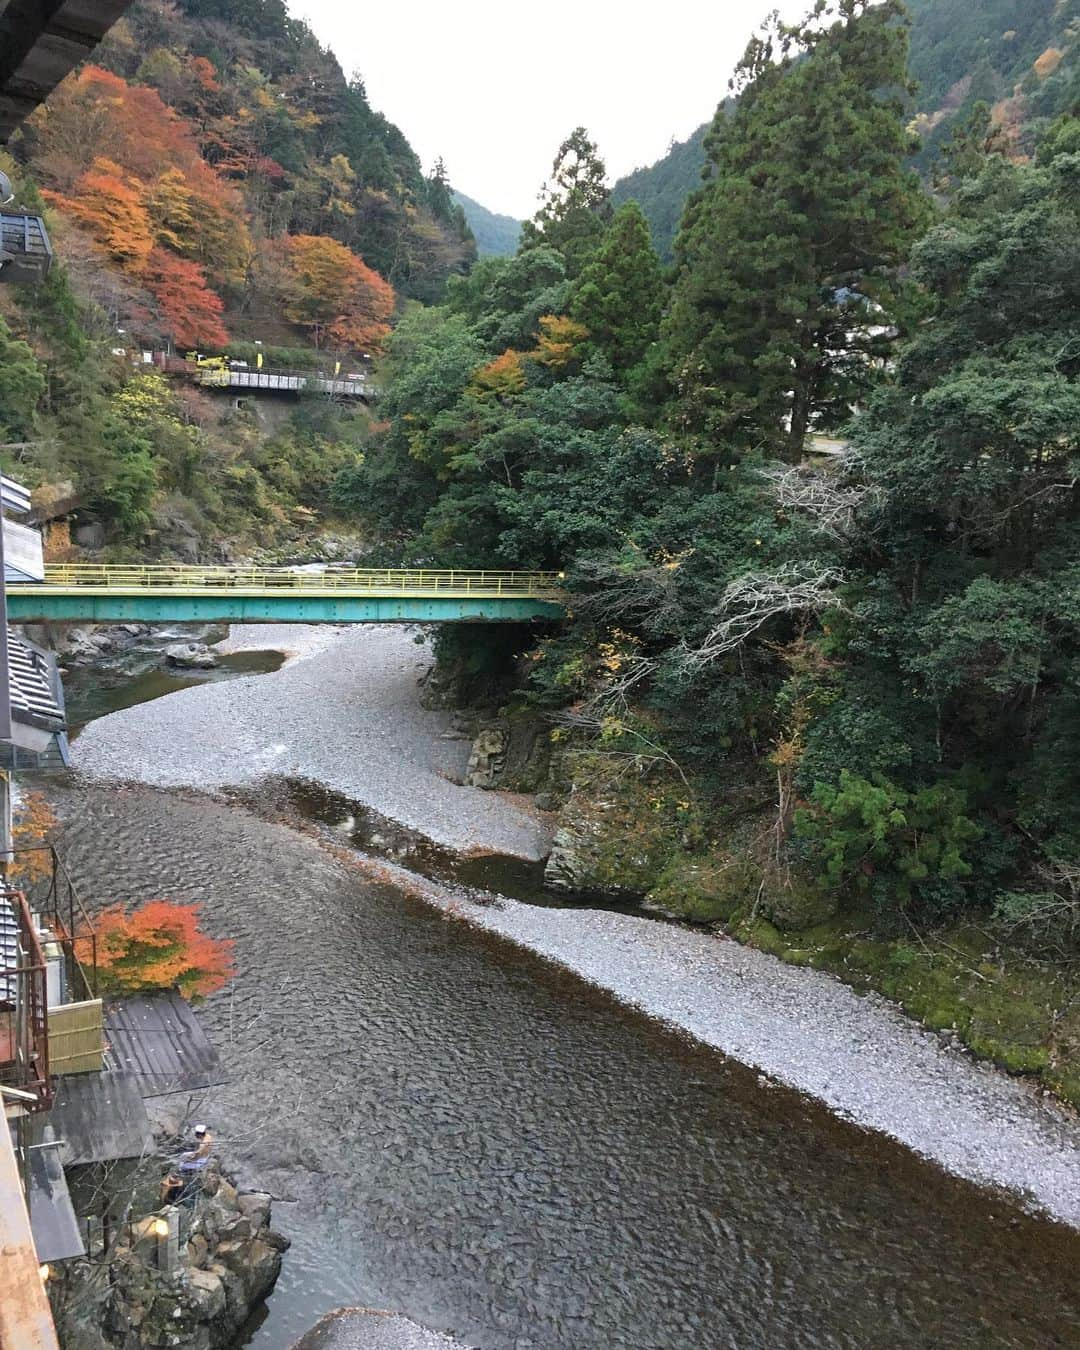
<box><xmin>571</xmin><ymin>201</ymin><xmax>665</xmax><ymax>380</ymax></box>
<box><xmin>665</xmin><ymin>0</ymin><xmax>928</xmax><ymax>464</ymax></box>
<box><xmin>521</xmin><ymin>127</ymin><xmax>611</xmax><ymax>278</ymax></box>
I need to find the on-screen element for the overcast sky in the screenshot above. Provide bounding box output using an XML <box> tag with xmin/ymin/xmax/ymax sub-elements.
<box><xmin>288</xmin><ymin>1</ymin><xmax>811</xmax><ymax>219</ymax></box>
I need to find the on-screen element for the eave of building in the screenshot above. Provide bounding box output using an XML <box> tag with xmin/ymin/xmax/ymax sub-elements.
<box><xmin>0</xmin><ymin>1</ymin><xmax>135</xmax><ymax>145</ymax></box>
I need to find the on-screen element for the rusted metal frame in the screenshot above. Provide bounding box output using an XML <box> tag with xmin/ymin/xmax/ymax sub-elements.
<box><xmin>0</xmin><ymin>887</ymin><xmax>51</xmax><ymax>1109</ymax></box>
<box><xmin>8</xmin><ymin>843</ymin><xmax>97</xmax><ymax>1000</ymax></box>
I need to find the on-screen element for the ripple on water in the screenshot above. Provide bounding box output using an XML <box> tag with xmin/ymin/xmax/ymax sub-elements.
<box><xmin>48</xmin><ymin>783</ymin><xmax>1080</xmax><ymax>1350</ymax></box>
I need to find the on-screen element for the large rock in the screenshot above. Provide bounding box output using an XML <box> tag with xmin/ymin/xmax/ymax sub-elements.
<box><xmin>165</xmin><ymin>641</ymin><xmax>218</xmax><ymax>670</ymax></box>
<box><xmin>293</xmin><ymin>1308</ymin><xmax>470</xmax><ymax>1349</ymax></box>
<box><xmin>52</xmin><ymin>1161</ymin><xmax>289</xmax><ymax>1350</ymax></box>
<box><xmin>465</xmin><ymin>726</ymin><xmax>507</xmax><ymax>787</ymax></box>
<box><xmin>186</xmin><ymin>1268</ymin><xmax>226</xmax><ymax>1320</ymax></box>
<box><xmin>544</xmin><ymin>753</ymin><xmax>699</xmax><ymax>898</ymax></box>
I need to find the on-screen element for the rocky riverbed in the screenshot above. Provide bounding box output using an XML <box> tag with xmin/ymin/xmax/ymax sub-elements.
<box><xmin>74</xmin><ymin>625</ymin><xmax>550</xmax><ymax>861</ymax></box>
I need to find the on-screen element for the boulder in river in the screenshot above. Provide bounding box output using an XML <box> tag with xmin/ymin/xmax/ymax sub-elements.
<box><xmin>165</xmin><ymin>640</ymin><xmax>218</xmax><ymax>670</ymax></box>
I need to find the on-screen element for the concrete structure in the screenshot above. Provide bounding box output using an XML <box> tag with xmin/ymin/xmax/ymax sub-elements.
<box><xmin>0</xmin><ymin>1</ymin><xmax>134</xmax><ymax>144</ymax></box>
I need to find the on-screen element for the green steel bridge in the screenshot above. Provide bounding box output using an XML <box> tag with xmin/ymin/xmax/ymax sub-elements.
<box><xmin>6</xmin><ymin>565</ymin><xmax>565</xmax><ymax>625</ymax></box>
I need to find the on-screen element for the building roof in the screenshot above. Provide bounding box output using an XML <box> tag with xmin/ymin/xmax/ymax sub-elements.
<box><xmin>105</xmin><ymin>993</ymin><xmax>223</xmax><ymax>1097</ymax></box>
<box><xmin>27</xmin><ymin>1128</ymin><xmax>84</xmax><ymax>1263</ymax></box>
<box><xmin>46</xmin><ymin>1071</ymin><xmax>155</xmax><ymax>1167</ymax></box>
<box><xmin>7</xmin><ymin>633</ymin><xmax>65</xmax><ymax>746</ymax></box>
<box><xmin>0</xmin><ymin>1</ymin><xmax>135</xmax><ymax>145</ymax></box>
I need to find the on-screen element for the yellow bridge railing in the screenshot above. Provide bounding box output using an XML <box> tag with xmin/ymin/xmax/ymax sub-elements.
<box><xmin>36</xmin><ymin>564</ymin><xmax>565</xmax><ymax>599</ymax></box>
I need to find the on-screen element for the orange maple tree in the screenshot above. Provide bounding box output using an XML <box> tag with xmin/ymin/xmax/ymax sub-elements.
<box><xmin>79</xmin><ymin>900</ymin><xmax>235</xmax><ymax>1001</ymax></box>
<box><xmin>468</xmin><ymin>349</ymin><xmax>527</xmax><ymax>400</ymax></box>
<box><xmin>281</xmin><ymin>233</ymin><xmax>395</xmax><ymax>350</ymax></box>
<box><xmin>45</xmin><ymin>157</ymin><xmax>155</xmax><ymax>272</ymax></box>
<box><xmin>8</xmin><ymin>793</ymin><xmax>59</xmax><ymax>889</ymax></box>
<box><xmin>33</xmin><ymin>66</ymin><xmax>252</xmax><ymax>342</ymax></box>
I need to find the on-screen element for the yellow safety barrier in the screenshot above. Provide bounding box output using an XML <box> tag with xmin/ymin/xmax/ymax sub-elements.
<box><xmin>40</xmin><ymin>564</ymin><xmax>565</xmax><ymax>599</ymax></box>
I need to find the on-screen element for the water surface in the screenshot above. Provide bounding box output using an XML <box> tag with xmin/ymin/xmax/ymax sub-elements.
<box><xmin>47</xmin><ymin>782</ymin><xmax>1080</xmax><ymax>1350</ymax></box>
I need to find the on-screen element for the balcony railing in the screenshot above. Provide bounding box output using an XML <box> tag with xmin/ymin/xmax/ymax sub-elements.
<box><xmin>10</xmin><ymin>844</ymin><xmax>97</xmax><ymax>1003</ymax></box>
<box><xmin>0</xmin><ymin>890</ymin><xmax>51</xmax><ymax>1111</ymax></box>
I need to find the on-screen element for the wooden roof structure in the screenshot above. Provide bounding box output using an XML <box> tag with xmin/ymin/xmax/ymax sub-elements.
<box><xmin>0</xmin><ymin>1</ymin><xmax>135</xmax><ymax>145</ymax></box>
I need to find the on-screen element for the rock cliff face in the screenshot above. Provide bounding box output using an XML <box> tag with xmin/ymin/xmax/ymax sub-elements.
<box><xmin>543</xmin><ymin>753</ymin><xmax>696</xmax><ymax>898</ymax></box>
<box><xmin>51</xmin><ymin>1164</ymin><xmax>288</xmax><ymax>1350</ymax></box>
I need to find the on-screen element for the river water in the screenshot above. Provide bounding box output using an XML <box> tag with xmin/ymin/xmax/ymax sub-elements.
<box><xmin>45</xmin><ymin>771</ymin><xmax>1080</xmax><ymax>1350</ymax></box>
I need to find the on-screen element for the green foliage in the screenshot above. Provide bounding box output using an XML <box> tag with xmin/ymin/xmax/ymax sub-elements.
<box><xmin>610</xmin><ymin>124</ymin><xmax>709</xmax><ymax>262</ymax></box>
<box><xmin>520</xmin><ymin>127</ymin><xmax>611</xmax><ymax>279</ymax></box>
<box><xmin>795</xmin><ymin>771</ymin><xmax>981</xmax><ymax>920</ymax></box>
<box><xmin>665</xmin><ymin>0</ymin><xmax>929</xmax><ymax>460</ymax></box>
<box><xmin>0</xmin><ymin>317</ymin><xmax>46</xmax><ymax>442</ymax></box>
<box><xmin>570</xmin><ymin>202</ymin><xmax>664</xmax><ymax>382</ymax></box>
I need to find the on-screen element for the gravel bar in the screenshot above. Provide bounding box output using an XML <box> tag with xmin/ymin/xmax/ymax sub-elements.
<box><xmin>292</xmin><ymin>1308</ymin><xmax>469</xmax><ymax>1350</ymax></box>
<box><xmin>72</xmin><ymin>623</ymin><xmax>1080</xmax><ymax>1229</ymax></box>
<box><xmin>416</xmin><ymin>876</ymin><xmax>1080</xmax><ymax>1229</ymax></box>
<box><xmin>74</xmin><ymin>624</ymin><xmax>551</xmax><ymax>860</ymax></box>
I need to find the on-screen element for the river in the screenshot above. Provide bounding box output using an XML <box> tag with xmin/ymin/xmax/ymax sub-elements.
<box><xmin>44</xmin><ymin>628</ymin><xmax>1080</xmax><ymax>1349</ymax></box>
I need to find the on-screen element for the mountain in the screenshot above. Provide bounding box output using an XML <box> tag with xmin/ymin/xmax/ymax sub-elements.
<box><xmin>13</xmin><ymin>0</ymin><xmax>476</xmax><ymax>347</ymax></box>
<box><xmin>610</xmin><ymin>125</ymin><xmax>707</xmax><ymax>263</ymax></box>
<box><xmin>453</xmin><ymin>191</ymin><xmax>522</xmax><ymax>257</ymax></box>
<box><xmin>612</xmin><ymin>0</ymin><xmax>1080</xmax><ymax>260</ymax></box>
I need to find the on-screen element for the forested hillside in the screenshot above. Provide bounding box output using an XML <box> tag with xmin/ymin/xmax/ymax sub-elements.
<box><xmin>343</xmin><ymin>0</ymin><xmax>1080</xmax><ymax>1099</ymax></box>
<box><xmin>453</xmin><ymin>192</ymin><xmax>521</xmax><ymax>257</ymax></box>
<box><xmin>609</xmin><ymin>125</ymin><xmax>708</xmax><ymax>261</ymax></box>
<box><xmin>614</xmin><ymin>0</ymin><xmax>1080</xmax><ymax>257</ymax></box>
<box><xmin>0</xmin><ymin>0</ymin><xmax>475</xmax><ymax>552</ymax></box>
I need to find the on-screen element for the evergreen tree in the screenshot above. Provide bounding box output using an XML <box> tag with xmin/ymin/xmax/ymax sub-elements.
<box><xmin>570</xmin><ymin>201</ymin><xmax>665</xmax><ymax>381</ymax></box>
<box><xmin>521</xmin><ymin>127</ymin><xmax>611</xmax><ymax>278</ymax></box>
<box><xmin>665</xmin><ymin>0</ymin><xmax>928</xmax><ymax>463</ymax></box>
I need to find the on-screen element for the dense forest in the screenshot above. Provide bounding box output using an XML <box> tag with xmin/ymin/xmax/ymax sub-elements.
<box><xmin>0</xmin><ymin>0</ymin><xmax>474</xmax><ymax>551</ymax></box>
<box><xmin>613</xmin><ymin>0</ymin><xmax>1080</xmax><ymax>257</ymax></box>
<box><xmin>339</xmin><ymin>0</ymin><xmax>1080</xmax><ymax>1097</ymax></box>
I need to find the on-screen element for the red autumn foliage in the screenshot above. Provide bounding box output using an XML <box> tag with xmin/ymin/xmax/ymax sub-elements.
<box><xmin>32</xmin><ymin>66</ymin><xmax>250</xmax><ymax>340</ymax></box>
<box><xmin>144</xmin><ymin>248</ymin><xmax>229</xmax><ymax>348</ymax></box>
<box><xmin>280</xmin><ymin>233</ymin><xmax>395</xmax><ymax>351</ymax></box>
<box><xmin>78</xmin><ymin>900</ymin><xmax>235</xmax><ymax>1000</ymax></box>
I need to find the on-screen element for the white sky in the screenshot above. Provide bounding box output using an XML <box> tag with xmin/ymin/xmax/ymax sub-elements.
<box><xmin>288</xmin><ymin>1</ymin><xmax>810</xmax><ymax>219</ymax></box>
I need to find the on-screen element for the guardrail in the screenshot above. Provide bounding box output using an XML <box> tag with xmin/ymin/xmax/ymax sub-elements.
<box><xmin>36</xmin><ymin>564</ymin><xmax>565</xmax><ymax>598</ymax></box>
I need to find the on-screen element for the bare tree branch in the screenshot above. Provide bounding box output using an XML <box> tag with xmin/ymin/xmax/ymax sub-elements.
<box><xmin>676</xmin><ymin>563</ymin><xmax>849</xmax><ymax>673</ymax></box>
<box><xmin>758</xmin><ymin>458</ymin><xmax>880</xmax><ymax>538</ymax></box>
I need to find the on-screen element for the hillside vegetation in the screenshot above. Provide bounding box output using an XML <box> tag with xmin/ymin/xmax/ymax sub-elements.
<box><xmin>613</xmin><ymin>0</ymin><xmax>1080</xmax><ymax>257</ymax></box>
<box><xmin>0</xmin><ymin>0</ymin><xmax>474</xmax><ymax>551</ymax></box>
<box><xmin>341</xmin><ymin>0</ymin><xmax>1080</xmax><ymax>1101</ymax></box>
<box><xmin>453</xmin><ymin>192</ymin><xmax>522</xmax><ymax>257</ymax></box>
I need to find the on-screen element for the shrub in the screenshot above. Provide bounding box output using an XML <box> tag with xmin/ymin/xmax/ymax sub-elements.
<box><xmin>80</xmin><ymin>900</ymin><xmax>234</xmax><ymax>1000</ymax></box>
<box><xmin>794</xmin><ymin>771</ymin><xmax>981</xmax><ymax>923</ymax></box>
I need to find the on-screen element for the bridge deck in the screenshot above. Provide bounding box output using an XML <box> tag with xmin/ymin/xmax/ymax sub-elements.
<box><xmin>6</xmin><ymin>565</ymin><xmax>565</xmax><ymax>624</ymax></box>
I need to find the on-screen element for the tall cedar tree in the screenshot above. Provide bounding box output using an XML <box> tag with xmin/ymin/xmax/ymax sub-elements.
<box><xmin>665</xmin><ymin>0</ymin><xmax>928</xmax><ymax>464</ymax></box>
<box><xmin>571</xmin><ymin>201</ymin><xmax>665</xmax><ymax>380</ymax></box>
<box><xmin>521</xmin><ymin>128</ymin><xmax>612</xmax><ymax>279</ymax></box>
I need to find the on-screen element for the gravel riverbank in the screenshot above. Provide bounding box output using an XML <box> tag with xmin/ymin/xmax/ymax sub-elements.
<box><xmin>70</xmin><ymin>623</ymin><xmax>1080</xmax><ymax>1229</ymax></box>
<box><xmin>75</xmin><ymin>624</ymin><xmax>551</xmax><ymax>860</ymax></box>
<box><xmin>293</xmin><ymin>1309</ymin><xmax>468</xmax><ymax>1350</ymax></box>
